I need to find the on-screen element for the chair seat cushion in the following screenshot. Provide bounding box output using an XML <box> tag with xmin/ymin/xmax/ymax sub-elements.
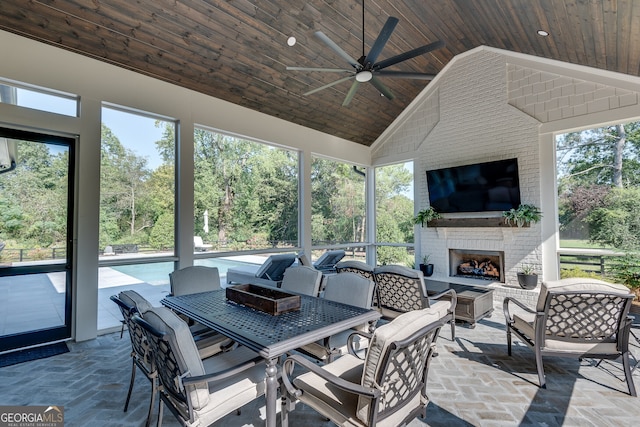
<box><xmin>513</xmin><ymin>312</ymin><xmax>619</xmax><ymax>354</ymax></box>
<box><xmin>195</xmin><ymin>345</ymin><xmax>266</xmax><ymax>426</ymax></box>
<box><xmin>293</xmin><ymin>354</ymin><xmax>364</xmax><ymax>426</ymax></box>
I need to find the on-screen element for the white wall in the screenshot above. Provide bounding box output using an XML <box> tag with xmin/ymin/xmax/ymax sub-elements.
<box><xmin>372</xmin><ymin>46</ymin><xmax>640</xmax><ymax>287</ymax></box>
<box><xmin>0</xmin><ymin>30</ymin><xmax>370</xmax><ymax>342</ymax></box>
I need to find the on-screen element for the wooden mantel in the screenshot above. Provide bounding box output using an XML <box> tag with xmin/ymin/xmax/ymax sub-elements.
<box><xmin>426</xmin><ymin>217</ymin><xmax>530</xmax><ymax>228</ymax></box>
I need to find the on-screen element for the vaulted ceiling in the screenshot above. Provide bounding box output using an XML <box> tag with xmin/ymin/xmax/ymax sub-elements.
<box><xmin>1</xmin><ymin>1</ymin><xmax>639</xmax><ymax>146</ymax></box>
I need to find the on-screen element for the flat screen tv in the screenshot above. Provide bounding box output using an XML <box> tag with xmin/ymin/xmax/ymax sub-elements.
<box><xmin>426</xmin><ymin>158</ymin><xmax>521</xmax><ymax>213</ymax></box>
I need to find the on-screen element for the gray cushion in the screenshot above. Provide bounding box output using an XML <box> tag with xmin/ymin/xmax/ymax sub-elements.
<box><xmin>142</xmin><ymin>307</ymin><xmax>209</xmax><ymax>409</ymax></box>
<box><xmin>280</xmin><ymin>266</ymin><xmax>323</xmax><ymax>296</ymax></box>
<box><xmin>119</xmin><ymin>290</ymin><xmax>153</xmax><ymax>313</ymax></box>
<box><xmin>170</xmin><ymin>266</ymin><xmax>220</xmax><ymax>296</ymax></box>
<box><xmin>357</xmin><ymin>307</ymin><xmax>441</xmax><ymax>424</ymax></box>
<box><xmin>324</xmin><ymin>272</ymin><xmax>375</xmax><ymax>309</ymax></box>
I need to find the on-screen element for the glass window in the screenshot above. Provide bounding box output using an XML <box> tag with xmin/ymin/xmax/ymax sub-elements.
<box><xmin>375</xmin><ymin>162</ymin><xmax>414</xmax><ymax>266</ymax></box>
<box><xmin>100</xmin><ymin>106</ymin><xmax>176</xmax><ymax>256</ymax></box>
<box><xmin>193</xmin><ymin>128</ymin><xmax>299</xmax><ymax>252</ymax></box>
<box><xmin>311</xmin><ymin>157</ymin><xmax>366</xmax><ymax>246</ymax></box>
<box><xmin>0</xmin><ymin>79</ymin><xmax>78</xmax><ymax>116</ymax></box>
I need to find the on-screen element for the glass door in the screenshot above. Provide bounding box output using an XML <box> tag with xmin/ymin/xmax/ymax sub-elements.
<box><xmin>0</xmin><ymin>127</ymin><xmax>75</xmax><ymax>352</ymax></box>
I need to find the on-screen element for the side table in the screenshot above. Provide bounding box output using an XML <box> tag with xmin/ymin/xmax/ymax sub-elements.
<box><xmin>424</xmin><ymin>279</ymin><xmax>494</xmax><ymax>327</ymax></box>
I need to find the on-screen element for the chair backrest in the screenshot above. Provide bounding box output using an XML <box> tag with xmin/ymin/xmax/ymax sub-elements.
<box><xmin>110</xmin><ymin>290</ymin><xmax>154</xmax><ymax>370</ymax></box>
<box><xmin>297</xmin><ymin>253</ymin><xmax>312</xmax><ymax>267</ymax></box>
<box><xmin>133</xmin><ymin>307</ymin><xmax>209</xmax><ymax>418</ymax></box>
<box><xmin>193</xmin><ymin>236</ymin><xmax>204</xmax><ymax>246</ymax></box>
<box><xmin>280</xmin><ymin>265</ymin><xmax>323</xmax><ymax>296</ymax></box>
<box><xmin>169</xmin><ymin>266</ymin><xmax>221</xmax><ymax>296</ymax></box>
<box><xmin>323</xmin><ymin>272</ymin><xmax>375</xmax><ymax>309</ymax></box>
<box><xmin>357</xmin><ymin>307</ymin><xmax>444</xmax><ymax>426</ymax></box>
<box><xmin>537</xmin><ymin>278</ymin><xmax>634</xmax><ymax>348</ymax></box>
<box><xmin>314</xmin><ymin>250</ymin><xmax>346</xmax><ymax>270</ymax></box>
<box><xmin>334</xmin><ymin>260</ymin><xmax>375</xmax><ymax>281</ymax></box>
<box><xmin>254</xmin><ymin>253</ymin><xmax>297</xmax><ymax>281</ymax></box>
<box><xmin>373</xmin><ymin>265</ymin><xmax>427</xmax><ymax>314</ymax></box>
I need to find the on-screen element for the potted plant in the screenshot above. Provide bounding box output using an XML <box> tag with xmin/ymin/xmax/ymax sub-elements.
<box><xmin>517</xmin><ymin>263</ymin><xmax>538</xmax><ymax>289</ymax></box>
<box><xmin>503</xmin><ymin>204</ymin><xmax>542</xmax><ymax>227</ymax></box>
<box><xmin>412</xmin><ymin>206</ymin><xmax>442</xmax><ymax>227</ymax></box>
<box><xmin>419</xmin><ymin>254</ymin><xmax>434</xmax><ymax>277</ymax></box>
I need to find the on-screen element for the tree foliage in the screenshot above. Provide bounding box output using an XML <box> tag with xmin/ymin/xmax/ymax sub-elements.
<box><xmin>1</xmin><ymin>124</ymin><xmax>415</xmax><ymax>265</ymax></box>
<box><xmin>557</xmin><ymin>122</ymin><xmax>640</xmax><ymax>250</ymax></box>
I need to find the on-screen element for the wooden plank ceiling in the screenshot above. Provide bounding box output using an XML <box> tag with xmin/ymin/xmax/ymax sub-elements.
<box><xmin>1</xmin><ymin>1</ymin><xmax>639</xmax><ymax>146</ymax></box>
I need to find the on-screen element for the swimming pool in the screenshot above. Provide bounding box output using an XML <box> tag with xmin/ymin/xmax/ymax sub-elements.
<box><xmin>111</xmin><ymin>258</ymin><xmax>255</xmax><ymax>285</ymax></box>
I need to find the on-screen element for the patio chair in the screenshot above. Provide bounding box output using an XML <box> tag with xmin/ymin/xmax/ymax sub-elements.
<box><xmin>373</xmin><ymin>265</ymin><xmax>457</xmax><ymax>340</ymax></box>
<box><xmin>280</xmin><ymin>265</ymin><xmax>323</xmax><ymax>296</ymax></box>
<box><xmin>504</xmin><ymin>277</ymin><xmax>637</xmax><ymax>396</ymax></box>
<box><xmin>295</xmin><ymin>272</ymin><xmax>377</xmax><ymax>363</ymax></box>
<box><xmin>226</xmin><ymin>253</ymin><xmax>297</xmax><ymax>288</ymax></box>
<box><xmin>132</xmin><ymin>307</ymin><xmax>266</xmax><ymax>427</ymax></box>
<box><xmin>109</xmin><ymin>291</ymin><xmax>158</xmax><ymax>427</ymax></box>
<box><xmin>169</xmin><ymin>265</ymin><xmax>221</xmax><ymax>296</ymax></box>
<box><xmin>193</xmin><ymin>236</ymin><xmax>213</xmax><ymax>252</ymax></box>
<box><xmin>169</xmin><ymin>266</ymin><xmax>235</xmax><ymax>357</ymax></box>
<box><xmin>311</xmin><ymin>250</ymin><xmax>346</xmax><ymax>272</ymax></box>
<box><xmin>281</xmin><ymin>306</ymin><xmax>445</xmax><ymax>427</ymax></box>
<box><xmin>335</xmin><ymin>260</ymin><xmax>375</xmax><ymax>281</ymax></box>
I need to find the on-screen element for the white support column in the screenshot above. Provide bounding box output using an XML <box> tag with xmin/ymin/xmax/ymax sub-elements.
<box><xmin>176</xmin><ymin>120</ymin><xmax>195</xmax><ymax>269</ymax></box>
<box><xmin>300</xmin><ymin>150</ymin><xmax>312</xmax><ymax>256</ymax></box>
<box><xmin>74</xmin><ymin>97</ymin><xmax>101</xmax><ymax>342</ymax></box>
<box><xmin>539</xmin><ymin>132</ymin><xmax>560</xmax><ymax>281</ymax></box>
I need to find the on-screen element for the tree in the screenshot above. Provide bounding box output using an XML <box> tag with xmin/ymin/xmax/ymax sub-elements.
<box><xmin>557</xmin><ymin>122</ymin><xmax>640</xmax><ymax>246</ymax></box>
<box><xmin>100</xmin><ymin>123</ymin><xmax>155</xmax><ymax>245</ymax></box>
<box><xmin>586</xmin><ymin>187</ymin><xmax>640</xmax><ymax>250</ymax></box>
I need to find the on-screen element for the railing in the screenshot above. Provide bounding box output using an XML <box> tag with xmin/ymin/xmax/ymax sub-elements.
<box><xmin>558</xmin><ymin>249</ymin><xmax>624</xmax><ymax>276</ymax></box>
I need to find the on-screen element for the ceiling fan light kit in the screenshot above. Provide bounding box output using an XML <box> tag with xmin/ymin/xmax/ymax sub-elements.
<box><xmin>356</xmin><ymin>71</ymin><xmax>373</xmax><ymax>82</ymax></box>
<box><xmin>287</xmin><ymin>0</ymin><xmax>444</xmax><ymax>106</ymax></box>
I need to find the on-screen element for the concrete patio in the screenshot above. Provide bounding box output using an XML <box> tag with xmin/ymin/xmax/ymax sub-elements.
<box><xmin>1</xmin><ymin>298</ymin><xmax>639</xmax><ymax>427</ymax></box>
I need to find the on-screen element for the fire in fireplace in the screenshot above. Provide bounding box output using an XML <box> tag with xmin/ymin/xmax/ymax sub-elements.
<box><xmin>458</xmin><ymin>259</ymin><xmax>500</xmax><ymax>278</ymax></box>
<box><xmin>449</xmin><ymin>249</ymin><xmax>505</xmax><ymax>283</ymax></box>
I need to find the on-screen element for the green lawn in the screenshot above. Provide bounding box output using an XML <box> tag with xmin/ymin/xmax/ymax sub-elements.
<box><xmin>559</xmin><ymin>239</ymin><xmax>614</xmax><ymax>250</ymax></box>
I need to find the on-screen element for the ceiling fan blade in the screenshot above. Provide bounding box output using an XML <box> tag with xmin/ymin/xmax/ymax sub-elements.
<box><xmin>370</xmin><ymin>76</ymin><xmax>395</xmax><ymax>100</ymax></box>
<box><xmin>342</xmin><ymin>81</ymin><xmax>361</xmax><ymax>107</ymax></box>
<box><xmin>287</xmin><ymin>66</ymin><xmax>353</xmax><ymax>73</ymax></box>
<box><xmin>373</xmin><ymin>40</ymin><xmax>445</xmax><ymax>71</ymax></box>
<box><xmin>304</xmin><ymin>75</ymin><xmax>354</xmax><ymax>96</ymax></box>
<box><xmin>365</xmin><ymin>17</ymin><xmax>399</xmax><ymax>65</ymax></box>
<box><xmin>314</xmin><ymin>31</ymin><xmax>359</xmax><ymax>68</ymax></box>
<box><xmin>375</xmin><ymin>71</ymin><xmax>437</xmax><ymax>80</ymax></box>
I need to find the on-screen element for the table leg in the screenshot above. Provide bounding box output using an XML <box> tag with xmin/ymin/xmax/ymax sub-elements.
<box><xmin>265</xmin><ymin>357</ymin><xmax>278</xmax><ymax>427</ymax></box>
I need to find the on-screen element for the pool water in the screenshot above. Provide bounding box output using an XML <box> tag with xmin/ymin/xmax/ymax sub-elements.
<box><xmin>111</xmin><ymin>258</ymin><xmax>253</xmax><ymax>285</ymax></box>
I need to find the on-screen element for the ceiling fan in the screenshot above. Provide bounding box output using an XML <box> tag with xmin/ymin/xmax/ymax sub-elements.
<box><xmin>287</xmin><ymin>0</ymin><xmax>444</xmax><ymax>107</ymax></box>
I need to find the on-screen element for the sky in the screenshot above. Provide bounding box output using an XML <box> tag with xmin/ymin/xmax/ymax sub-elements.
<box><xmin>16</xmin><ymin>88</ymin><xmax>165</xmax><ymax>170</ymax></box>
<box><xmin>15</xmin><ymin>87</ymin><xmax>414</xmax><ymax>196</ymax></box>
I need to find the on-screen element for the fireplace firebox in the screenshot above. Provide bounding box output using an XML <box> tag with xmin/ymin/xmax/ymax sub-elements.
<box><xmin>449</xmin><ymin>249</ymin><xmax>505</xmax><ymax>283</ymax></box>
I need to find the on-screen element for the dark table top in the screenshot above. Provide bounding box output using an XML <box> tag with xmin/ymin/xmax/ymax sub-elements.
<box><xmin>161</xmin><ymin>289</ymin><xmax>381</xmax><ymax>359</ymax></box>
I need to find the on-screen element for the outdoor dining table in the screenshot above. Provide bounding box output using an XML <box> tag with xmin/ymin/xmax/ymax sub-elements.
<box><xmin>161</xmin><ymin>288</ymin><xmax>381</xmax><ymax>427</ymax></box>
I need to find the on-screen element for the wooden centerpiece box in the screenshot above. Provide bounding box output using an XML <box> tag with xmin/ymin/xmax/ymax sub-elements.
<box><xmin>226</xmin><ymin>284</ymin><xmax>301</xmax><ymax>315</ymax></box>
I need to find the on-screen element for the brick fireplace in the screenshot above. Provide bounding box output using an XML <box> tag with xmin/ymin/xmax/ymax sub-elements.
<box><xmin>449</xmin><ymin>249</ymin><xmax>505</xmax><ymax>283</ymax></box>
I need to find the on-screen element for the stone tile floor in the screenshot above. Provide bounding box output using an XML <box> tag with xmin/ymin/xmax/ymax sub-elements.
<box><xmin>1</xmin><ymin>304</ymin><xmax>639</xmax><ymax>426</ymax></box>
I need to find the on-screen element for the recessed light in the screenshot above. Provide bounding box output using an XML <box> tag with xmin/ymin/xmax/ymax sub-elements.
<box><xmin>537</xmin><ymin>30</ymin><xmax>549</xmax><ymax>37</ymax></box>
<box><xmin>287</xmin><ymin>36</ymin><xmax>297</xmax><ymax>47</ymax></box>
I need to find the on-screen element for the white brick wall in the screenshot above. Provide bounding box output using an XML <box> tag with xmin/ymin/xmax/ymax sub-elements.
<box><xmin>372</xmin><ymin>47</ymin><xmax>640</xmax><ymax>290</ymax></box>
<box><xmin>374</xmin><ymin>49</ymin><xmax>543</xmax><ymax>287</ymax></box>
<box><xmin>507</xmin><ymin>64</ymin><xmax>640</xmax><ymax>123</ymax></box>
